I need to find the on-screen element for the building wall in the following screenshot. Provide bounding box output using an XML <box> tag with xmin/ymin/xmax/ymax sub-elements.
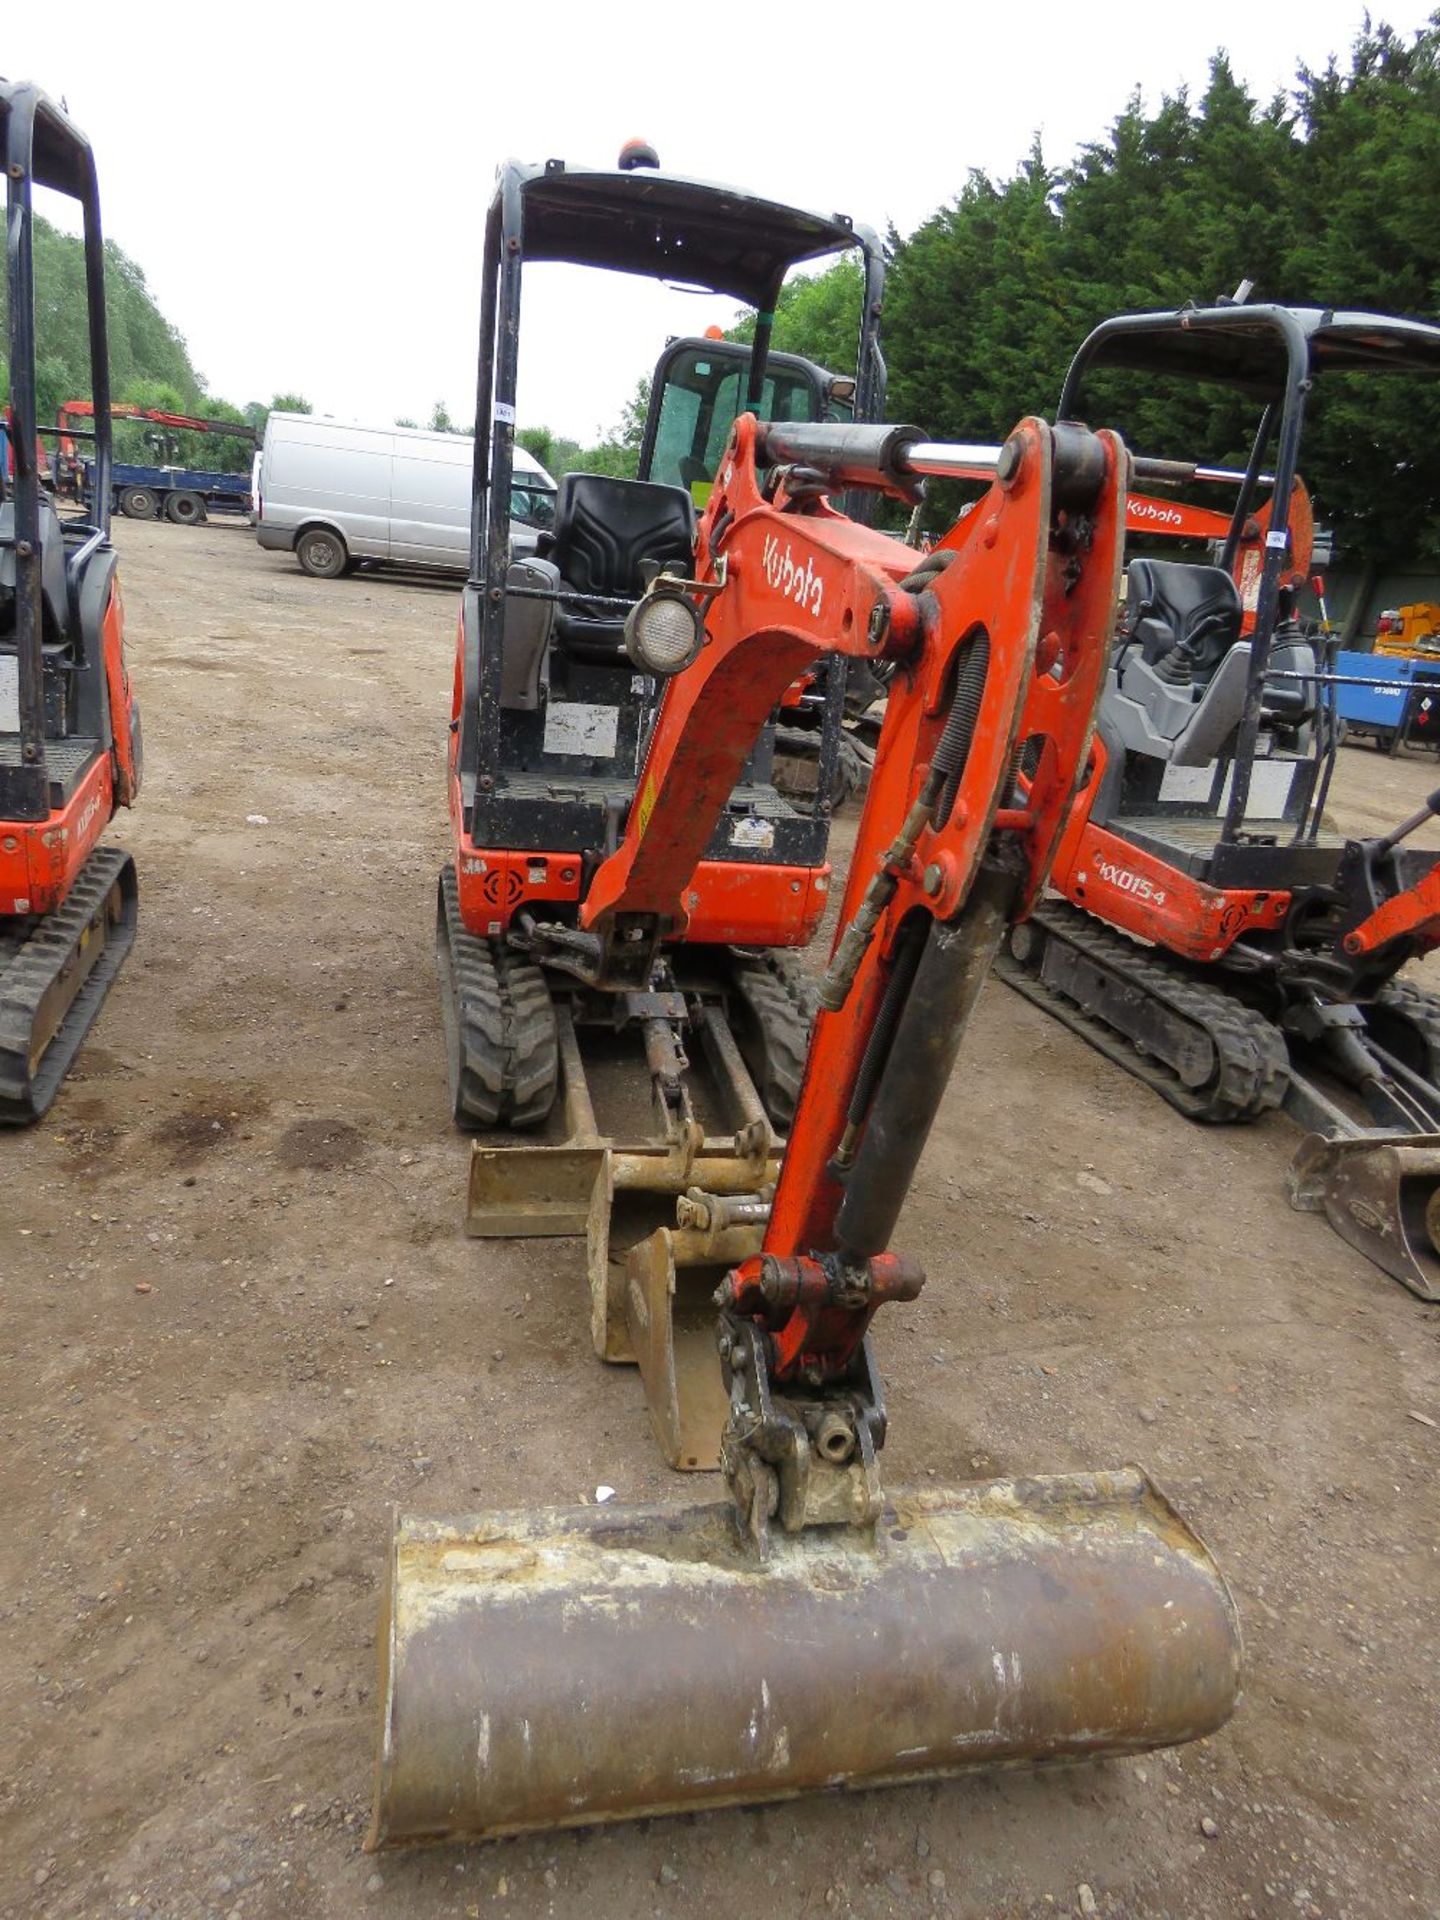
<box><xmin>1299</xmin><ymin>569</ymin><xmax>1440</xmax><ymax>643</ymax></box>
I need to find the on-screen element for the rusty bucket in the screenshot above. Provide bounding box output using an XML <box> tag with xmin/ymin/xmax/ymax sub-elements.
<box><xmin>1288</xmin><ymin>1128</ymin><xmax>1440</xmax><ymax>1300</ymax></box>
<box><xmin>367</xmin><ymin>1468</ymin><xmax>1241</xmax><ymax>1848</ymax></box>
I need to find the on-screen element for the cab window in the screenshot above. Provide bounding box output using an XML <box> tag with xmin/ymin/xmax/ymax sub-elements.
<box><xmin>648</xmin><ymin>345</ymin><xmax>832</xmax><ymax>497</ymax></box>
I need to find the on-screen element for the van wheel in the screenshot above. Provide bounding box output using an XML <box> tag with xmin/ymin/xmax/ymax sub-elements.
<box><xmin>296</xmin><ymin>527</ymin><xmax>348</xmax><ymax>578</ymax></box>
<box><xmin>120</xmin><ymin>486</ymin><xmax>160</xmax><ymax>519</ymax></box>
<box><xmin>165</xmin><ymin>490</ymin><xmax>206</xmax><ymax>525</ymax></box>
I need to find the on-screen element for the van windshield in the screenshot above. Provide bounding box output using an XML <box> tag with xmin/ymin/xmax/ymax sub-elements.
<box><xmin>511</xmin><ymin>482</ymin><xmax>557</xmax><ymax>529</ymax></box>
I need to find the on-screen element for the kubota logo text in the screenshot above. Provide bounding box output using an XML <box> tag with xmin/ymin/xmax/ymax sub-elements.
<box><xmin>1127</xmin><ymin>500</ymin><xmax>1183</xmax><ymax>528</ymax></box>
<box><xmin>763</xmin><ymin>536</ymin><xmax>824</xmax><ymax>618</ymax></box>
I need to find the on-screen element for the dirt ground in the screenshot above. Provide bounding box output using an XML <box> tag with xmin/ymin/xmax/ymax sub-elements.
<box><xmin>2</xmin><ymin>515</ymin><xmax>1438</xmax><ymax>1920</ymax></box>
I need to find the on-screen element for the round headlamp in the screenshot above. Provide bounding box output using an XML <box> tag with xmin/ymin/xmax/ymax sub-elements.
<box><xmin>624</xmin><ymin>587</ymin><xmax>705</xmax><ymax>677</ymax></box>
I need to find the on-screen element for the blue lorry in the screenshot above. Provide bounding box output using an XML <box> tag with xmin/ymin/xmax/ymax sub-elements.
<box><xmin>96</xmin><ymin>459</ymin><xmax>252</xmax><ymax>525</ymax></box>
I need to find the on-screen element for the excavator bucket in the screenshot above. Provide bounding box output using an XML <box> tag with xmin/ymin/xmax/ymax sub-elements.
<box><xmin>367</xmin><ymin>1469</ymin><xmax>1241</xmax><ymax>1848</ymax></box>
<box><xmin>1288</xmin><ymin>1130</ymin><xmax>1440</xmax><ymax>1300</ymax></box>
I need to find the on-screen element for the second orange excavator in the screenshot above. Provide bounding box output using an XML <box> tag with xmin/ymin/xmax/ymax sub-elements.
<box><xmin>998</xmin><ymin>302</ymin><xmax>1440</xmax><ymax>1298</ymax></box>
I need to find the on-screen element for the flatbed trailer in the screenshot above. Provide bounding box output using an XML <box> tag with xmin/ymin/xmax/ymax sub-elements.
<box><xmin>91</xmin><ymin>458</ymin><xmax>251</xmax><ymax>525</ymax></box>
<box><xmin>56</xmin><ymin>400</ymin><xmax>256</xmax><ymax>528</ymax></box>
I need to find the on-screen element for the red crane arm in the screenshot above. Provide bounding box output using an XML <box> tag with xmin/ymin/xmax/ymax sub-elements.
<box><xmin>55</xmin><ymin>400</ymin><xmax>256</xmax><ymax>459</ymax></box>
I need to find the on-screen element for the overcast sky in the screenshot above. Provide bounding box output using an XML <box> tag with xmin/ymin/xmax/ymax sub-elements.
<box><xmin>9</xmin><ymin>2</ymin><xmax>1435</xmax><ymax>443</ymax></box>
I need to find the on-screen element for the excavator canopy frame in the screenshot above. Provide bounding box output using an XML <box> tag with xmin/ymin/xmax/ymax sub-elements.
<box><xmin>459</xmin><ymin>157</ymin><xmax>887</xmax><ymax>832</ymax></box>
<box><xmin>1</xmin><ymin>80</ymin><xmax>113</xmax><ymax>823</ymax></box>
<box><xmin>1059</xmin><ymin>302</ymin><xmax>1440</xmax><ymax>842</ymax></box>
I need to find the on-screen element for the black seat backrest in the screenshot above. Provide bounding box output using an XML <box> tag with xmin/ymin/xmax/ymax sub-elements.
<box><xmin>0</xmin><ymin>497</ymin><xmax>70</xmax><ymax>647</ymax></box>
<box><xmin>1126</xmin><ymin>557</ymin><xmax>1241</xmax><ymax>683</ymax></box>
<box><xmin>550</xmin><ymin>473</ymin><xmax>695</xmax><ymax>600</ymax></box>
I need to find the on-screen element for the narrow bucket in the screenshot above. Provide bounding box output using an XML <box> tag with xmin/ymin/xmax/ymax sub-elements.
<box><xmin>367</xmin><ymin>1469</ymin><xmax>1241</xmax><ymax>1848</ymax></box>
<box><xmin>1288</xmin><ymin>1129</ymin><xmax>1440</xmax><ymax>1300</ymax></box>
<box><xmin>624</xmin><ymin>1224</ymin><xmax>764</xmax><ymax>1470</ymax></box>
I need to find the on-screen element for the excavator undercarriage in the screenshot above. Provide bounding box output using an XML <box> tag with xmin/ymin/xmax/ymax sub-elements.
<box><xmin>0</xmin><ymin>844</ymin><xmax>137</xmax><ymax>1123</ymax></box>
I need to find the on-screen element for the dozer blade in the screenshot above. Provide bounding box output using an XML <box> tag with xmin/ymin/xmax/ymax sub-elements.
<box><xmin>1288</xmin><ymin>1130</ymin><xmax>1440</xmax><ymax>1301</ymax></box>
<box><xmin>466</xmin><ymin>1141</ymin><xmax>608</xmax><ymax>1239</ymax></box>
<box><xmin>367</xmin><ymin>1468</ymin><xmax>1241</xmax><ymax>1848</ymax></box>
<box><xmin>0</xmin><ymin>845</ymin><xmax>137</xmax><ymax>1124</ymax></box>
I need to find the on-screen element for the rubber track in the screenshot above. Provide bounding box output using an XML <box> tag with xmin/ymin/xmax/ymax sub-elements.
<box><xmin>729</xmin><ymin>949</ymin><xmax>818</xmax><ymax>1130</ymax></box>
<box><xmin>1365</xmin><ymin>976</ymin><xmax>1440</xmax><ymax>1086</ymax></box>
<box><xmin>0</xmin><ymin>843</ymin><xmax>137</xmax><ymax>1124</ymax></box>
<box><xmin>996</xmin><ymin>898</ymin><xmax>1290</xmax><ymax>1122</ymax></box>
<box><xmin>437</xmin><ymin>867</ymin><xmax>557</xmax><ymax>1130</ymax></box>
<box><xmin>771</xmin><ymin>727</ymin><xmax>872</xmax><ymax>814</ymax></box>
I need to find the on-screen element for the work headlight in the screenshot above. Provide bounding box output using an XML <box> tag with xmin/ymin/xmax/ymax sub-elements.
<box><xmin>624</xmin><ymin>582</ymin><xmax>706</xmax><ymax>677</ymax></box>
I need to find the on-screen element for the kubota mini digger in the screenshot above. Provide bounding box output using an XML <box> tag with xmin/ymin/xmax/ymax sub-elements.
<box><xmin>367</xmin><ymin>150</ymin><xmax>1241</xmax><ymax>1848</ymax></box>
<box><xmin>995</xmin><ymin>302</ymin><xmax>1440</xmax><ymax>1298</ymax></box>
<box><xmin>0</xmin><ymin>81</ymin><xmax>141</xmax><ymax>1122</ymax></box>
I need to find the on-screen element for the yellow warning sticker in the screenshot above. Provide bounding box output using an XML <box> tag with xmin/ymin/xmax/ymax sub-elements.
<box><xmin>635</xmin><ymin>775</ymin><xmax>658</xmax><ymax>840</ymax></box>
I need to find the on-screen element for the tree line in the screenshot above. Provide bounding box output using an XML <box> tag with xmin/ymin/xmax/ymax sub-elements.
<box><xmin>1</xmin><ymin>216</ymin><xmax>308</xmax><ymax>474</ymax></box>
<box><xmin>523</xmin><ymin>16</ymin><xmax>1440</xmax><ymax>574</ymax></box>
<box><xmin>878</xmin><ymin>17</ymin><xmax>1440</xmax><ymax>567</ymax></box>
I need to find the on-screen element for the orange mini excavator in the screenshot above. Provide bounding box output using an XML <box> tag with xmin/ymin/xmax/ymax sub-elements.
<box><xmin>997</xmin><ymin>303</ymin><xmax>1440</xmax><ymax>1297</ymax></box>
<box><xmin>0</xmin><ymin>81</ymin><xmax>141</xmax><ymax>1121</ymax></box>
<box><xmin>367</xmin><ymin>151</ymin><xmax>1241</xmax><ymax>1848</ymax></box>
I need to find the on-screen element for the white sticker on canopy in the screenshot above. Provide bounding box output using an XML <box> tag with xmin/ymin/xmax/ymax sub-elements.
<box><xmin>0</xmin><ymin>656</ymin><xmax>18</xmax><ymax>733</ymax></box>
<box><xmin>543</xmin><ymin>701</ymin><xmax>619</xmax><ymax>758</ymax></box>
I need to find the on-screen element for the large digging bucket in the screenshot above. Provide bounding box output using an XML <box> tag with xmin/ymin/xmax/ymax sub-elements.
<box><xmin>367</xmin><ymin>1469</ymin><xmax>1241</xmax><ymax>1848</ymax></box>
<box><xmin>1288</xmin><ymin>1129</ymin><xmax>1440</xmax><ymax>1300</ymax></box>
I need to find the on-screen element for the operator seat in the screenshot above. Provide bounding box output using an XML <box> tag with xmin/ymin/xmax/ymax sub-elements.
<box><xmin>1126</xmin><ymin>558</ymin><xmax>1241</xmax><ymax>686</ymax></box>
<box><xmin>1112</xmin><ymin>555</ymin><xmax>1317</xmax><ymax>767</ymax></box>
<box><xmin>0</xmin><ymin>497</ymin><xmax>71</xmax><ymax>648</ymax></box>
<box><xmin>548</xmin><ymin>473</ymin><xmax>695</xmax><ymax>663</ymax></box>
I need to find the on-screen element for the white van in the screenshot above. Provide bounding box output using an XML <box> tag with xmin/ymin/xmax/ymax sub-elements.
<box><xmin>255</xmin><ymin>413</ymin><xmax>557</xmax><ymax>579</ymax></box>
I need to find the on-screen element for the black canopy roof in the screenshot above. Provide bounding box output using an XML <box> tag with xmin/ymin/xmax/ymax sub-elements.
<box><xmin>501</xmin><ymin>159</ymin><xmax>877</xmax><ymax>306</ymax></box>
<box><xmin>1062</xmin><ymin>302</ymin><xmax>1440</xmax><ymax>410</ymax></box>
<box><xmin>1</xmin><ymin>79</ymin><xmax>95</xmax><ymax>200</ymax></box>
